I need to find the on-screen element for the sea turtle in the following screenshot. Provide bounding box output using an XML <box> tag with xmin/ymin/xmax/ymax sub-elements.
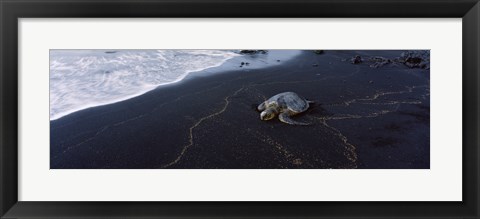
<box><xmin>257</xmin><ymin>92</ymin><xmax>313</xmax><ymax>125</ymax></box>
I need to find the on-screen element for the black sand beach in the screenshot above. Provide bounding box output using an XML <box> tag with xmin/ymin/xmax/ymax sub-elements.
<box><xmin>50</xmin><ymin>50</ymin><xmax>430</xmax><ymax>169</ymax></box>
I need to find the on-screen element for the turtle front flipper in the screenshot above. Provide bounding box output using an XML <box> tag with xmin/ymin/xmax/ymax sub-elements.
<box><xmin>279</xmin><ymin>112</ymin><xmax>310</xmax><ymax>126</ymax></box>
<box><xmin>257</xmin><ymin>102</ymin><xmax>267</xmax><ymax>111</ymax></box>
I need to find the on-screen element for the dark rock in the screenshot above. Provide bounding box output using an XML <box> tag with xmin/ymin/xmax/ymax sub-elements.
<box><xmin>398</xmin><ymin>50</ymin><xmax>430</xmax><ymax>69</ymax></box>
<box><xmin>239</xmin><ymin>50</ymin><xmax>256</xmax><ymax>54</ymax></box>
<box><xmin>351</xmin><ymin>55</ymin><xmax>362</xmax><ymax>64</ymax></box>
<box><xmin>239</xmin><ymin>50</ymin><xmax>268</xmax><ymax>55</ymax></box>
<box><xmin>312</xmin><ymin>63</ymin><xmax>319</xmax><ymax>67</ymax></box>
<box><xmin>105</xmin><ymin>51</ymin><xmax>117</xmax><ymax>54</ymax></box>
<box><xmin>313</xmin><ymin>50</ymin><xmax>324</xmax><ymax>54</ymax></box>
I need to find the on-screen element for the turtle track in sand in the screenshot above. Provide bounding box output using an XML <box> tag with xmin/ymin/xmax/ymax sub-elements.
<box><xmin>159</xmin><ymin>68</ymin><xmax>429</xmax><ymax>168</ymax></box>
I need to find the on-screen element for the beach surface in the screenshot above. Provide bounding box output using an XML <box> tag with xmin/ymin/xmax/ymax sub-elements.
<box><xmin>50</xmin><ymin>50</ymin><xmax>430</xmax><ymax>169</ymax></box>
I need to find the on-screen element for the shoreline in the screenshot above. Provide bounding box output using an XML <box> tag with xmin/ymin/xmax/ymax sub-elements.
<box><xmin>50</xmin><ymin>50</ymin><xmax>301</xmax><ymax>121</ymax></box>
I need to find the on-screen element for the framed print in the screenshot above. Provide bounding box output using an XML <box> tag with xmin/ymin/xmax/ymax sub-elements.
<box><xmin>1</xmin><ymin>0</ymin><xmax>479</xmax><ymax>218</ymax></box>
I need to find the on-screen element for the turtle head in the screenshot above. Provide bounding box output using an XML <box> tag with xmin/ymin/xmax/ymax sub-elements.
<box><xmin>260</xmin><ymin>108</ymin><xmax>277</xmax><ymax>121</ymax></box>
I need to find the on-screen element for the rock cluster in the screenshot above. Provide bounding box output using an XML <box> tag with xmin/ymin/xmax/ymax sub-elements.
<box><xmin>348</xmin><ymin>50</ymin><xmax>430</xmax><ymax>69</ymax></box>
<box><xmin>239</xmin><ymin>62</ymin><xmax>250</xmax><ymax>67</ymax></box>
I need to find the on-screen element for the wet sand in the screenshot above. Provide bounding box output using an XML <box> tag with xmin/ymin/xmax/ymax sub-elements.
<box><xmin>50</xmin><ymin>50</ymin><xmax>430</xmax><ymax>169</ymax></box>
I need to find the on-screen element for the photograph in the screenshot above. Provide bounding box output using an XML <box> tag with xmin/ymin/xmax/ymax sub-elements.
<box><xmin>50</xmin><ymin>49</ymin><xmax>430</xmax><ymax>169</ymax></box>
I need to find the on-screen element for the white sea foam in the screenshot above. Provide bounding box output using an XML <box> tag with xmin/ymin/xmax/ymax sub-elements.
<box><xmin>49</xmin><ymin>50</ymin><xmax>240</xmax><ymax>120</ymax></box>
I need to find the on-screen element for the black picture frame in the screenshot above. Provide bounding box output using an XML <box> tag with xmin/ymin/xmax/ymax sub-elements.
<box><xmin>1</xmin><ymin>0</ymin><xmax>479</xmax><ymax>218</ymax></box>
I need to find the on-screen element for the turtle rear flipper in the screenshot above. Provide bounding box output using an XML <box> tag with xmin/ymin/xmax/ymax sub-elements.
<box><xmin>279</xmin><ymin>112</ymin><xmax>310</xmax><ymax>126</ymax></box>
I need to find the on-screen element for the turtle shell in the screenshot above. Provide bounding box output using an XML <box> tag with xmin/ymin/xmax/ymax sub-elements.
<box><xmin>269</xmin><ymin>92</ymin><xmax>309</xmax><ymax>113</ymax></box>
